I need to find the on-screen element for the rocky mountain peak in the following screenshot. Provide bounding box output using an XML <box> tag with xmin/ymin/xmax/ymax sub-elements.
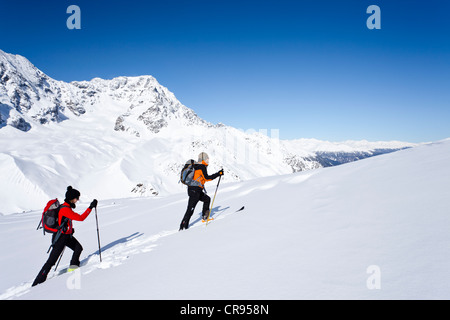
<box><xmin>0</xmin><ymin>50</ymin><xmax>206</xmax><ymax>135</ymax></box>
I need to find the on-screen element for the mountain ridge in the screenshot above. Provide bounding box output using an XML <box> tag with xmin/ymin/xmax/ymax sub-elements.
<box><xmin>0</xmin><ymin>49</ymin><xmax>416</xmax><ymax>214</ymax></box>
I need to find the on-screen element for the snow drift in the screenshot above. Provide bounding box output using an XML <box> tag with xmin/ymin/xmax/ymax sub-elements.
<box><xmin>1</xmin><ymin>138</ymin><xmax>449</xmax><ymax>300</ymax></box>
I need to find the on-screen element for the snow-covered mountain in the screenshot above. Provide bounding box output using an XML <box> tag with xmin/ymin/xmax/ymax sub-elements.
<box><xmin>0</xmin><ymin>49</ymin><xmax>416</xmax><ymax>214</ymax></box>
<box><xmin>0</xmin><ymin>49</ymin><xmax>207</xmax><ymax>133</ymax></box>
<box><xmin>1</xmin><ymin>138</ymin><xmax>449</xmax><ymax>300</ymax></box>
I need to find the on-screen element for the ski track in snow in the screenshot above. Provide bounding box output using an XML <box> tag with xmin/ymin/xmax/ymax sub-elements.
<box><xmin>0</xmin><ymin>205</ymin><xmax>241</xmax><ymax>300</ymax></box>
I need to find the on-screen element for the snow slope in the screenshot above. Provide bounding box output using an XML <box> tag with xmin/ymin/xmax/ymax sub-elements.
<box><xmin>1</xmin><ymin>139</ymin><xmax>449</xmax><ymax>300</ymax></box>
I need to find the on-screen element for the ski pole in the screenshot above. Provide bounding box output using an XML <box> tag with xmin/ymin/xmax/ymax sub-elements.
<box><xmin>54</xmin><ymin>247</ymin><xmax>65</xmax><ymax>271</ymax></box>
<box><xmin>36</xmin><ymin>218</ymin><xmax>42</xmax><ymax>231</ymax></box>
<box><xmin>94</xmin><ymin>207</ymin><xmax>102</xmax><ymax>262</ymax></box>
<box><xmin>206</xmin><ymin>174</ymin><xmax>222</xmax><ymax>226</ymax></box>
<box><xmin>47</xmin><ymin>217</ymin><xmax>68</xmax><ymax>253</ymax></box>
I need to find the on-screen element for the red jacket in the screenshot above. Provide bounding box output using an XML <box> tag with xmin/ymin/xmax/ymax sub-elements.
<box><xmin>58</xmin><ymin>202</ymin><xmax>92</xmax><ymax>234</ymax></box>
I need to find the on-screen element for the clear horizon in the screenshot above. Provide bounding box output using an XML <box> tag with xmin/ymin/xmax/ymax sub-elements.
<box><xmin>1</xmin><ymin>0</ymin><xmax>449</xmax><ymax>143</ymax></box>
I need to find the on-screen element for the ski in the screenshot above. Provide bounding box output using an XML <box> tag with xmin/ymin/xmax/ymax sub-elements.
<box><xmin>203</xmin><ymin>206</ymin><xmax>244</xmax><ymax>224</ymax></box>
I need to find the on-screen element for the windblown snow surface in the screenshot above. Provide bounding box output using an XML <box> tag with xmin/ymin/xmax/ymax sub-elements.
<box><xmin>1</xmin><ymin>139</ymin><xmax>449</xmax><ymax>300</ymax></box>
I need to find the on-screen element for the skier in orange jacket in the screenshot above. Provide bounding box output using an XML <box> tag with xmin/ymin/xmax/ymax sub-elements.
<box><xmin>179</xmin><ymin>152</ymin><xmax>223</xmax><ymax>230</ymax></box>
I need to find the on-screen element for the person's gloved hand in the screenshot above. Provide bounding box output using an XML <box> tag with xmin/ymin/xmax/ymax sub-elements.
<box><xmin>89</xmin><ymin>199</ymin><xmax>98</xmax><ymax>209</ymax></box>
<box><xmin>218</xmin><ymin>169</ymin><xmax>224</xmax><ymax>176</ymax></box>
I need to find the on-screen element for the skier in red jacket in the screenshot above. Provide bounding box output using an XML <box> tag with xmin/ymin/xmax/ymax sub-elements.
<box><xmin>32</xmin><ymin>186</ymin><xmax>97</xmax><ymax>287</ymax></box>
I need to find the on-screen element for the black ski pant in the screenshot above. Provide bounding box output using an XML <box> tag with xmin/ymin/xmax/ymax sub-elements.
<box><xmin>180</xmin><ymin>187</ymin><xmax>210</xmax><ymax>230</ymax></box>
<box><xmin>32</xmin><ymin>233</ymin><xmax>83</xmax><ymax>286</ymax></box>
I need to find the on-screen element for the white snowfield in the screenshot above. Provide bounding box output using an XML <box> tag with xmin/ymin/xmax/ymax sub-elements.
<box><xmin>1</xmin><ymin>139</ymin><xmax>449</xmax><ymax>300</ymax></box>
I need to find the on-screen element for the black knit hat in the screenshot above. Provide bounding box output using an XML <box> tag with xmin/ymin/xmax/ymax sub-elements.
<box><xmin>65</xmin><ymin>186</ymin><xmax>80</xmax><ymax>202</ymax></box>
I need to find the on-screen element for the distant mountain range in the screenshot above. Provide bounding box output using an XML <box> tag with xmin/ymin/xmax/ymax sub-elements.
<box><xmin>0</xmin><ymin>49</ymin><xmax>415</xmax><ymax>214</ymax></box>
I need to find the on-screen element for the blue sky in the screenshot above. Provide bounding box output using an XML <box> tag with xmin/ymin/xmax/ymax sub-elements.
<box><xmin>1</xmin><ymin>0</ymin><xmax>449</xmax><ymax>142</ymax></box>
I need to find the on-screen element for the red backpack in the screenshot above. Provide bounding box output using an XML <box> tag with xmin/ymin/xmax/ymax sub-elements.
<box><xmin>37</xmin><ymin>199</ymin><xmax>65</xmax><ymax>234</ymax></box>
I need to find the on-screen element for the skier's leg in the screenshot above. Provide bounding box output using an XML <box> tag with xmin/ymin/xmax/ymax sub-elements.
<box><xmin>65</xmin><ymin>236</ymin><xmax>83</xmax><ymax>267</ymax></box>
<box><xmin>180</xmin><ymin>188</ymin><xmax>200</xmax><ymax>230</ymax></box>
<box><xmin>200</xmin><ymin>192</ymin><xmax>211</xmax><ymax>220</ymax></box>
<box><xmin>32</xmin><ymin>234</ymin><xmax>67</xmax><ymax>286</ymax></box>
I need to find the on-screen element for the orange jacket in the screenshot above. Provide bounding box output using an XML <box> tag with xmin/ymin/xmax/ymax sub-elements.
<box><xmin>192</xmin><ymin>162</ymin><xmax>220</xmax><ymax>189</ymax></box>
